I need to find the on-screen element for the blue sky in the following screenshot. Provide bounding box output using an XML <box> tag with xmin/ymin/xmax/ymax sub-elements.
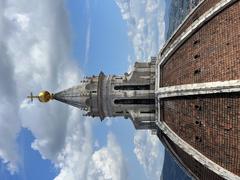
<box><xmin>66</xmin><ymin>0</ymin><xmax>133</xmax><ymax>75</ymax></box>
<box><xmin>0</xmin><ymin>0</ymin><xmax>166</xmax><ymax>179</ymax></box>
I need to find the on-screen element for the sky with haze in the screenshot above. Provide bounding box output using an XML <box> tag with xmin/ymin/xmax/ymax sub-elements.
<box><xmin>0</xmin><ymin>0</ymin><xmax>166</xmax><ymax>179</ymax></box>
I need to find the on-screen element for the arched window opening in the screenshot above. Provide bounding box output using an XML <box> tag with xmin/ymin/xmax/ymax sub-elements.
<box><xmin>194</xmin><ymin>68</ymin><xmax>201</xmax><ymax>75</ymax></box>
<box><xmin>227</xmin><ymin>105</ymin><xmax>231</xmax><ymax>109</ymax></box>
<box><xmin>195</xmin><ymin>136</ymin><xmax>202</xmax><ymax>142</ymax></box>
<box><xmin>114</xmin><ymin>85</ymin><xmax>150</xmax><ymax>90</ymax></box>
<box><xmin>193</xmin><ymin>39</ymin><xmax>200</xmax><ymax>45</ymax></box>
<box><xmin>195</xmin><ymin>120</ymin><xmax>202</xmax><ymax>126</ymax></box>
<box><xmin>194</xmin><ymin>54</ymin><xmax>200</xmax><ymax>59</ymax></box>
<box><xmin>194</xmin><ymin>105</ymin><xmax>202</xmax><ymax>111</ymax></box>
<box><xmin>114</xmin><ymin>99</ymin><xmax>155</xmax><ymax>105</ymax></box>
<box><xmin>115</xmin><ymin>111</ymin><xmax>123</xmax><ymax>114</ymax></box>
<box><xmin>141</xmin><ymin>110</ymin><xmax>155</xmax><ymax>114</ymax></box>
<box><xmin>115</xmin><ymin>77</ymin><xmax>123</xmax><ymax>80</ymax></box>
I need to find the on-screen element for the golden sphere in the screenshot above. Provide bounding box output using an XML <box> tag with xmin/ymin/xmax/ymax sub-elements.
<box><xmin>38</xmin><ymin>91</ymin><xmax>52</xmax><ymax>103</ymax></box>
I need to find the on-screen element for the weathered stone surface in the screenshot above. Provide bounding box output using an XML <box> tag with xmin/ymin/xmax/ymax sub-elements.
<box><xmin>54</xmin><ymin>59</ymin><xmax>157</xmax><ymax>129</ymax></box>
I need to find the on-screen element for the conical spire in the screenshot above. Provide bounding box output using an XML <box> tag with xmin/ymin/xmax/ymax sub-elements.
<box><xmin>53</xmin><ymin>83</ymin><xmax>90</xmax><ymax>110</ymax></box>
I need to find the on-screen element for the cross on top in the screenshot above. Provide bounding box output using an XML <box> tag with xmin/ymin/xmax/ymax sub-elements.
<box><xmin>27</xmin><ymin>92</ymin><xmax>39</xmax><ymax>102</ymax></box>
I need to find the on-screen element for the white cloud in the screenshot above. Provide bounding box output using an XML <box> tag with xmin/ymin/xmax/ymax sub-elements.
<box><xmin>4</xmin><ymin>0</ymin><xmax>82</xmax><ymax>163</ymax></box>
<box><xmin>0</xmin><ymin>0</ymin><xmax>87</xmax><ymax>176</ymax></box>
<box><xmin>54</xmin><ymin>131</ymin><xmax>128</xmax><ymax>180</ymax></box>
<box><xmin>87</xmin><ymin>133</ymin><xmax>128</xmax><ymax>180</ymax></box>
<box><xmin>0</xmin><ymin>0</ymin><xmax>21</xmax><ymax>174</ymax></box>
<box><xmin>84</xmin><ymin>23</ymin><xmax>91</xmax><ymax>65</ymax></box>
<box><xmin>114</xmin><ymin>0</ymin><xmax>166</xmax><ymax>61</ymax></box>
<box><xmin>10</xmin><ymin>13</ymin><xmax>29</xmax><ymax>31</ymax></box>
<box><xmin>84</xmin><ymin>0</ymin><xmax>92</xmax><ymax>65</ymax></box>
<box><xmin>54</xmin><ymin>115</ymin><xmax>94</xmax><ymax>180</ymax></box>
<box><xmin>114</xmin><ymin>0</ymin><xmax>166</xmax><ymax>178</ymax></box>
<box><xmin>134</xmin><ymin>131</ymin><xmax>165</xmax><ymax>180</ymax></box>
<box><xmin>0</xmin><ymin>1</ymin><xmax>129</xmax><ymax>180</ymax></box>
<box><xmin>104</xmin><ymin>117</ymin><xmax>113</xmax><ymax>127</ymax></box>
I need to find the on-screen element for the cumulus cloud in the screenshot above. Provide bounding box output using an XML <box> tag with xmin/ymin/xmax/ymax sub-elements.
<box><xmin>134</xmin><ymin>131</ymin><xmax>165</xmax><ymax>180</ymax></box>
<box><xmin>54</xmin><ymin>115</ymin><xmax>94</xmax><ymax>180</ymax></box>
<box><xmin>0</xmin><ymin>0</ymin><xmax>21</xmax><ymax>173</ymax></box>
<box><xmin>87</xmin><ymin>133</ymin><xmax>128</xmax><ymax>180</ymax></box>
<box><xmin>0</xmin><ymin>0</ymin><xmax>82</xmax><ymax>174</ymax></box>
<box><xmin>54</xmin><ymin>131</ymin><xmax>128</xmax><ymax>180</ymax></box>
<box><xmin>114</xmin><ymin>0</ymin><xmax>166</xmax><ymax>179</ymax></box>
<box><xmin>0</xmin><ymin>1</ymin><xmax>128</xmax><ymax>180</ymax></box>
<box><xmin>114</xmin><ymin>0</ymin><xmax>166</xmax><ymax>61</ymax></box>
<box><xmin>3</xmin><ymin>0</ymin><xmax>82</xmax><ymax>164</ymax></box>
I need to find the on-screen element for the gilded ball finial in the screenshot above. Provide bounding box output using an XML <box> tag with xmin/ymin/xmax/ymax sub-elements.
<box><xmin>38</xmin><ymin>91</ymin><xmax>53</xmax><ymax>103</ymax></box>
<box><xmin>27</xmin><ymin>91</ymin><xmax>53</xmax><ymax>103</ymax></box>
